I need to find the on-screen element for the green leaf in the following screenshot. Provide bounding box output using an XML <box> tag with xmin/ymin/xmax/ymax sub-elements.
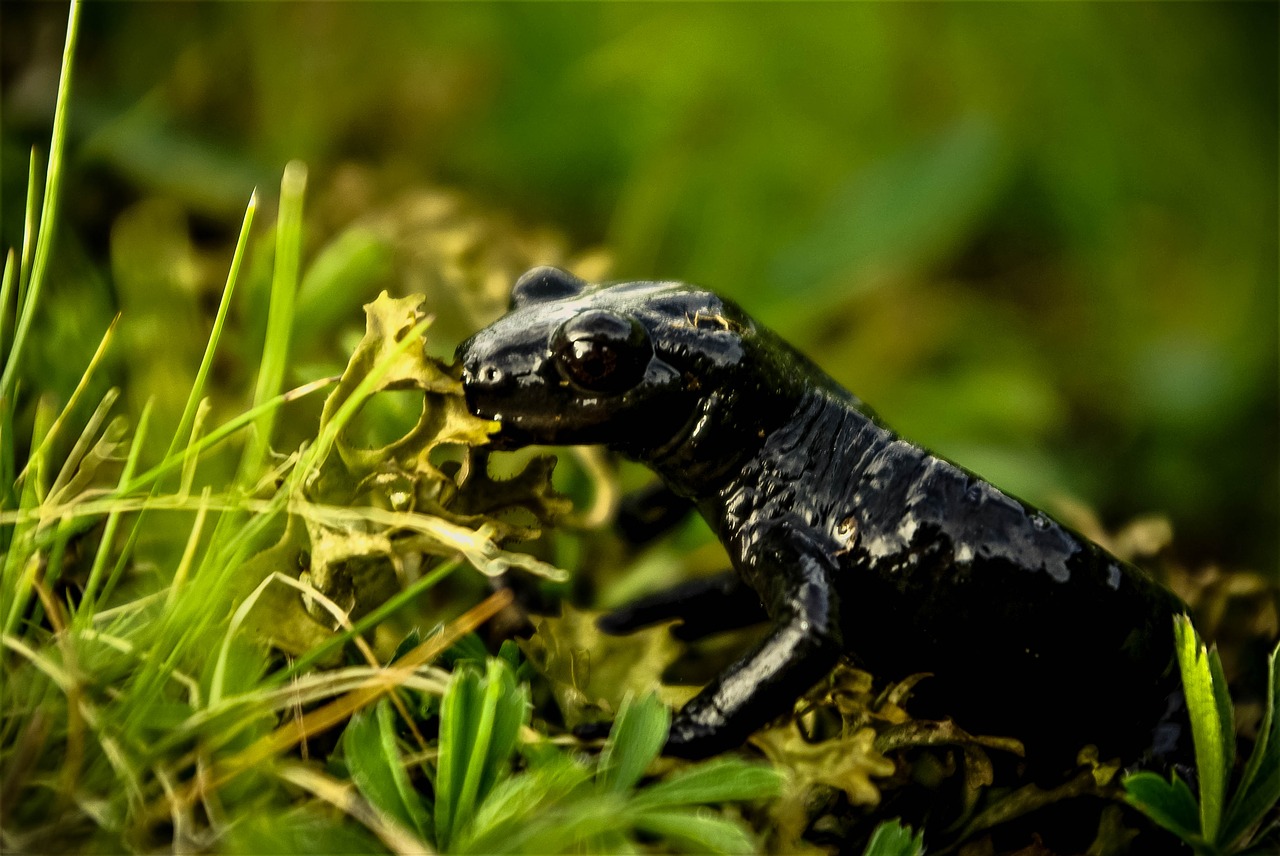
<box><xmin>769</xmin><ymin>118</ymin><xmax>1006</xmax><ymax>298</ymax></box>
<box><xmin>293</xmin><ymin>226</ymin><xmax>395</xmax><ymax>336</ymax></box>
<box><xmin>435</xmin><ymin>665</ymin><xmax>480</xmax><ymax>850</ymax></box>
<box><xmin>1223</xmin><ymin>641</ymin><xmax>1280</xmax><ymax>848</ymax></box>
<box><xmin>470</xmin><ymin>794</ymin><xmax>627</xmax><ymax>854</ymax></box>
<box><xmin>221</xmin><ymin>804</ymin><xmax>384</xmax><ymax>855</ymax></box>
<box><xmin>442</xmin><ymin>632</ymin><xmax>491</xmax><ymax>668</ymax></box>
<box><xmin>478</xmin><ymin>658</ymin><xmax>529</xmax><ymax>800</ymax></box>
<box><xmin>434</xmin><ymin>658</ymin><xmax>530</xmax><ymax>850</ymax></box>
<box><xmin>1223</xmin><ymin>764</ymin><xmax>1280</xmax><ymax>852</ymax></box>
<box><xmin>632</xmin><ymin>757</ymin><xmax>783</xmax><ymax>808</ymax></box>
<box><xmin>453</xmin><ymin>754</ymin><xmax>593</xmax><ymax>854</ymax></box>
<box><xmin>342</xmin><ymin>698</ymin><xmax>432</xmax><ymax>842</ymax></box>
<box><xmin>1122</xmin><ymin>770</ymin><xmax>1202</xmax><ymax>844</ymax></box>
<box><xmin>861</xmin><ymin>818</ymin><xmax>926</xmax><ymax>856</ymax></box>
<box><xmin>1174</xmin><ymin>614</ymin><xmax>1232</xmax><ymax>842</ymax></box>
<box><xmin>597</xmin><ymin>692</ymin><xmax>669</xmax><ymax>793</ymax></box>
<box><xmin>1210</xmin><ymin>636</ymin><xmax>1237</xmax><ymax>792</ymax></box>
<box><xmin>634</xmin><ymin>807</ymin><xmax>756</xmax><ymax>855</ymax></box>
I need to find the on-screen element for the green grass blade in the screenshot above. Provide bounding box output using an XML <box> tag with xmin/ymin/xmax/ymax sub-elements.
<box><xmin>598</xmin><ymin>692</ymin><xmax>669</xmax><ymax>794</ymax></box>
<box><xmin>1174</xmin><ymin>614</ymin><xmax>1231</xmax><ymax>843</ymax></box>
<box><xmin>497</xmin><ymin>797</ymin><xmax>629</xmax><ymax>855</ymax></box>
<box><xmin>168</xmin><ymin>191</ymin><xmax>258</xmax><ymax>465</ymax></box>
<box><xmin>95</xmin><ymin>517</ymin><xmax>144</xmax><ymax>612</ymax></box>
<box><xmin>165</xmin><ymin>487</ymin><xmax>211</xmax><ymax>606</ymax></box>
<box><xmin>239</xmin><ymin>163</ymin><xmax>306</xmax><ymax>485</ymax></box>
<box><xmin>0</xmin><ymin>380</ymin><xmax>332</xmax><ymax>554</ymax></box>
<box><xmin>1210</xmin><ymin>642</ymin><xmax>1236</xmax><ymax>788</ymax></box>
<box><xmin>1232</xmin><ymin>640</ymin><xmax>1279</xmax><ymax>805</ymax></box>
<box><xmin>178</xmin><ymin>398</ymin><xmax>212</xmax><ymax>498</ymax></box>
<box><xmin>1224</xmin><ymin>764</ymin><xmax>1280</xmax><ymax>852</ymax></box>
<box><xmin>1</xmin><ymin>250</ymin><xmax>17</xmax><ymax>509</ymax></box>
<box><xmin>0</xmin><ymin>0</ymin><xmax>81</xmax><ymax>403</ymax></box>
<box><xmin>435</xmin><ymin>665</ymin><xmax>479</xmax><ymax>850</ymax></box>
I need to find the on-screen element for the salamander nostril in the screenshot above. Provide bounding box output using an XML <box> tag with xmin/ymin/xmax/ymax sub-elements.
<box><xmin>459</xmin><ymin>361</ymin><xmax>504</xmax><ymax>387</ymax></box>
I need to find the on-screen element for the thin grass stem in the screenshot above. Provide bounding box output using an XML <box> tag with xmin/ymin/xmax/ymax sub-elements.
<box><xmin>146</xmin><ymin>589</ymin><xmax>512</xmax><ymax>826</ymax></box>
<box><xmin>166</xmin><ymin>487</ymin><xmax>212</xmax><ymax>608</ymax></box>
<box><xmin>131</xmin><ymin>375</ymin><xmax>335</xmax><ymax>497</ymax></box>
<box><xmin>178</xmin><ymin>398</ymin><xmax>212</xmax><ymax>501</ymax></box>
<box><xmin>19</xmin><ymin>317</ymin><xmax>120</xmax><ymax>486</ymax></box>
<box><xmin>2</xmin><ymin>397</ymin><xmax>56</xmax><ymax>635</ymax></box>
<box><xmin>78</xmin><ymin>398</ymin><xmax>154</xmax><ymax>614</ymax></box>
<box><xmin>46</xmin><ymin>413</ymin><xmax>122</xmax><ymax>511</ymax></box>
<box><xmin>278</xmin><ymin>557</ymin><xmax>461</xmax><ymax>682</ymax></box>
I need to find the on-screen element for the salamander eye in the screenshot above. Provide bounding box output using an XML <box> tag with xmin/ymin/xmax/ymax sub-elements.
<box><xmin>551</xmin><ymin>310</ymin><xmax>652</xmax><ymax>393</ymax></box>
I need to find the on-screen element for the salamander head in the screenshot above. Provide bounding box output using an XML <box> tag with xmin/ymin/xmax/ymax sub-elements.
<box><xmin>456</xmin><ymin>266</ymin><xmax>758</xmax><ymax>454</ymax></box>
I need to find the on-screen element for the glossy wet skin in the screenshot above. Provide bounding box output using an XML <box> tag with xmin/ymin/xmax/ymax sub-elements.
<box><xmin>457</xmin><ymin>267</ymin><xmax>1190</xmax><ymax>769</ymax></box>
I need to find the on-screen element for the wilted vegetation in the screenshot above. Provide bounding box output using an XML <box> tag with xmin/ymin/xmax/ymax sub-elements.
<box><xmin>2</xmin><ymin>3</ymin><xmax>1276</xmax><ymax>854</ymax></box>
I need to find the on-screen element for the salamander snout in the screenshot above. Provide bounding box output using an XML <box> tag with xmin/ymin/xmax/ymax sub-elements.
<box><xmin>455</xmin><ymin>334</ymin><xmax>519</xmax><ymax>415</ymax></box>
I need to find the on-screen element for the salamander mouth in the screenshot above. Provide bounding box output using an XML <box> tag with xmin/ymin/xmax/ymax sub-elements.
<box><xmin>458</xmin><ymin>386</ymin><xmax>559</xmax><ymax>451</ymax></box>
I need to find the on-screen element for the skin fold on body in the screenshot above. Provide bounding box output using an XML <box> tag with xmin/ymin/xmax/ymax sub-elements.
<box><xmin>456</xmin><ymin>266</ymin><xmax>1191</xmax><ymax>772</ymax></box>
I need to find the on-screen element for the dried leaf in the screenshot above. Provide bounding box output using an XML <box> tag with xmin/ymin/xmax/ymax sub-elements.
<box><xmin>239</xmin><ymin>292</ymin><xmax>569</xmax><ymax>649</ymax></box>
<box><xmin>520</xmin><ymin>606</ymin><xmax>696</xmax><ymax>729</ymax></box>
<box><xmin>751</xmin><ymin>724</ymin><xmax>895</xmax><ymax>808</ymax></box>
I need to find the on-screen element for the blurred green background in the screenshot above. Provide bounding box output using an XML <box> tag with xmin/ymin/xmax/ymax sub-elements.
<box><xmin>3</xmin><ymin>2</ymin><xmax>1276</xmax><ymax>573</ymax></box>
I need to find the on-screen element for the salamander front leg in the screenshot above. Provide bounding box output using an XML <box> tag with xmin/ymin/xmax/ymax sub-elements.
<box><xmin>664</xmin><ymin>528</ymin><xmax>844</xmax><ymax>759</ymax></box>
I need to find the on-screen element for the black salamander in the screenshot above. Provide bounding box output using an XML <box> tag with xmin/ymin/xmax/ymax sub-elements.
<box><xmin>456</xmin><ymin>267</ymin><xmax>1190</xmax><ymax>769</ymax></box>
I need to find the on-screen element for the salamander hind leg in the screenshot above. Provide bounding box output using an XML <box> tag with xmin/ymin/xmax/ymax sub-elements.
<box><xmin>597</xmin><ymin>571</ymin><xmax>766</xmax><ymax>640</ymax></box>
